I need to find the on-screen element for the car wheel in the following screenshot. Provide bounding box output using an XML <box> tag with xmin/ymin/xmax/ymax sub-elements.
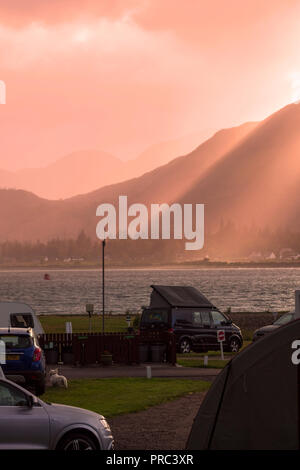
<box><xmin>35</xmin><ymin>377</ymin><xmax>46</xmax><ymax>396</ymax></box>
<box><xmin>229</xmin><ymin>337</ymin><xmax>241</xmax><ymax>353</ymax></box>
<box><xmin>57</xmin><ymin>432</ymin><xmax>98</xmax><ymax>451</ymax></box>
<box><xmin>179</xmin><ymin>338</ymin><xmax>191</xmax><ymax>354</ymax></box>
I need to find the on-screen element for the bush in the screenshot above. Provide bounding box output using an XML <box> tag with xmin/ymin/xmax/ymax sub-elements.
<box><xmin>133</xmin><ymin>315</ymin><xmax>141</xmax><ymax>330</ymax></box>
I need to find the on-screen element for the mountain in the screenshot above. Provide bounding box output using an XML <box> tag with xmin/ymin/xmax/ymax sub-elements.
<box><xmin>0</xmin><ymin>150</ymin><xmax>124</xmax><ymax>200</ymax></box>
<box><xmin>122</xmin><ymin>129</ymin><xmax>215</xmax><ymax>179</ymax></box>
<box><xmin>0</xmin><ymin>131</ymin><xmax>213</xmax><ymax>199</ymax></box>
<box><xmin>3</xmin><ymin>102</ymin><xmax>300</xmax><ymax>262</ymax></box>
<box><xmin>178</xmin><ymin>103</ymin><xmax>300</xmax><ymax>231</ymax></box>
<box><xmin>0</xmin><ymin>120</ymin><xmax>257</xmax><ymax>242</ymax></box>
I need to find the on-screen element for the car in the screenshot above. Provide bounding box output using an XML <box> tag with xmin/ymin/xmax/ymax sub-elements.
<box><xmin>140</xmin><ymin>307</ymin><xmax>243</xmax><ymax>354</ymax></box>
<box><xmin>0</xmin><ymin>327</ymin><xmax>46</xmax><ymax>395</ymax></box>
<box><xmin>0</xmin><ymin>302</ymin><xmax>44</xmax><ymax>334</ymax></box>
<box><xmin>252</xmin><ymin>312</ymin><xmax>295</xmax><ymax>341</ymax></box>
<box><xmin>140</xmin><ymin>285</ymin><xmax>243</xmax><ymax>354</ymax></box>
<box><xmin>0</xmin><ymin>370</ymin><xmax>114</xmax><ymax>450</ymax></box>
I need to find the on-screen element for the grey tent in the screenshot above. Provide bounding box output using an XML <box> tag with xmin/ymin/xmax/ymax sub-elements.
<box><xmin>149</xmin><ymin>285</ymin><xmax>215</xmax><ymax>309</ymax></box>
<box><xmin>187</xmin><ymin>318</ymin><xmax>300</xmax><ymax>450</ymax></box>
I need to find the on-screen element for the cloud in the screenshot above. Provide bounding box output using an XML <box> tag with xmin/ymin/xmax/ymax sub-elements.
<box><xmin>1</xmin><ymin>0</ymin><xmax>300</xmax><ymax>170</ymax></box>
<box><xmin>0</xmin><ymin>0</ymin><xmax>140</xmax><ymax>27</ymax></box>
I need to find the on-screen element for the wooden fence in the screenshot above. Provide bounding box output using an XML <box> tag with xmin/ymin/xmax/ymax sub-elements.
<box><xmin>39</xmin><ymin>331</ymin><xmax>176</xmax><ymax>366</ymax></box>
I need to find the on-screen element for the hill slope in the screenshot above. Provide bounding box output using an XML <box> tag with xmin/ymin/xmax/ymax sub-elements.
<box><xmin>0</xmin><ymin>121</ymin><xmax>257</xmax><ymax>241</ymax></box>
<box><xmin>0</xmin><ymin>131</ymin><xmax>213</xmax><ymax>199</ymax></box>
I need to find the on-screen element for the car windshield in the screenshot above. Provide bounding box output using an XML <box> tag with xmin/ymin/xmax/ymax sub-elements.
<box><xmin>273</xmin><ymin>313</ymin><xmax>293</xmax><ymax>326</ymax></box>
<box><xmin>142</xmin><ymin>310</ymin><xmax>168</xmax><ymax>324</ymax></box>
<box><xmin>0</xmin><ymin>335</ymin><xmax>32</xmax><ymax>349</ymax></box>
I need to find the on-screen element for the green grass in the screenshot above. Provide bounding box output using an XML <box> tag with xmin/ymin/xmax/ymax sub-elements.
<box><xmin>176</xmin><ymin>341</ymin><xmax>251</xmax><ymax>369</ymax></box>
<box><xmin>177</xmin><ymin>358</ymin><xmax>228</xmax><ymax>369</ymax></box>
<box><xmin>39</xmin><ymin>314</ymin><xmax>129</xmax><ymax>333</ymax></box>
<box><xmin>42</xmin><ymin>378</ymin><xmax>210</xmax><ymax>417</ymax></box>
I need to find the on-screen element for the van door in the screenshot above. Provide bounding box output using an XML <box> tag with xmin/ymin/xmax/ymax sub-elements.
<box><xmin>210</xmin><ymin>310</ymin><xmax>229</xmax><ymax>349</ymax></box>
<box><xmin>192</xmin><ymin>311</ymin><xmax>213</xmax><ymax>350</ymax></box>
<box><xmin>173</xmin><ymin>309</ymin><xmax>193</xmax><ymax>343</ymax></box>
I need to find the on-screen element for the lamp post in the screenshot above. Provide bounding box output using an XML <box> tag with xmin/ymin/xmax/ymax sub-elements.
<box><xmin>102</xmin><ymin>239</ymin><xmax>106</xmax><ymax>333</ymax></box>
<box><xmin>86</xmin><ymin>303</ymin><xmax>94</xmax><ymax>333</ymax></box>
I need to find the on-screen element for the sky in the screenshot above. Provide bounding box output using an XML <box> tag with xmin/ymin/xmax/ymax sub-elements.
<box><xmin>0</xmin><ymin>0</ymin><xmax>300</xmax><ymax>170</ymax></box>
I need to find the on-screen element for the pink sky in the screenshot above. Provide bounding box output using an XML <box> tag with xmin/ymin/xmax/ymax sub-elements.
<box><xmin>0</xmin><ymin>0</ymin><xmax>300</xmax><ymax>170</ymax></box>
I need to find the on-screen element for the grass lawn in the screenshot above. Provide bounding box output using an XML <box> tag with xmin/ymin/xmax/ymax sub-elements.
<box><xmin>39</xmin><ymin>314</ymin><xmax>129</xmax><ymax>333</ymax></box>
<box><xmin>177</xmin><ymin>358</ymin><xmax>228</xmax><ymax>369</ymax></box>
<box><xmin>176</xmin><ymin>341</ymin><xmax>251</xmax><ymax>368</ymax></box>
<box><xmin>42</xmin><ymin>378</ymin><xmax>210</xmax><ymax>417</ymax></box>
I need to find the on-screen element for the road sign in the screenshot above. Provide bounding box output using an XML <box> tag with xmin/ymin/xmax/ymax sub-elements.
<box><xmin>86</xmin><ymin>304</ymin><xmax>94</xmax><ymax>314</ymax></box>
<box><xmin>217</xmin><ymin>329</ymin><xmax>225</xmax><ymax>360</ymax></box>
<box><xmin>217</xmin><ymin>330</ymin><xmax>225</xmax><ymax>342</ymax></box>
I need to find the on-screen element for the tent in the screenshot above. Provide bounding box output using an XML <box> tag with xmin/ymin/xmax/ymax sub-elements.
<box><xmin>187</xmin><ymin>318</ymin><xmax>300</xmax><ymax>450</ymax></box>
<box><xmin>149</xmin><ymin>285</ymin><xmax>215</xmax><ymax>309</ymax></box>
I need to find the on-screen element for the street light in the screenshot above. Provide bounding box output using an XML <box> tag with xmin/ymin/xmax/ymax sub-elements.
<box><xmin>86</xmin><ymin>303</ymin><xmax>94</xmax><ymax>333</ymax></box>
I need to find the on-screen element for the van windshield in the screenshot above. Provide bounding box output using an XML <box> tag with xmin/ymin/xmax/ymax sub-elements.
<box><xmin>142</xmin><ymin>310</ymin><xmax>169</xmax><ymax>325</ymax></box>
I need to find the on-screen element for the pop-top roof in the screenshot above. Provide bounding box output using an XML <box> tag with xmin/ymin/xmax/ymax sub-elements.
<box><xmin>150</xmin><ymin>285</ymin><xmax>214</xmax><ymax>308</ymax></box>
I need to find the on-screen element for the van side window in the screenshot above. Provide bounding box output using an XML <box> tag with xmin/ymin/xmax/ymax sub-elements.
<box><xmin>201</xmin><ymin>311</ymin><xmax>211</xmax><ymax>327</ymax></box>
<box><xmin>192</xmin><ymin>312</ymin><xmax>202</xmax><ymax>325</ymax></box>
<box><xmin>10</xmin><ymin>314</ymin><xmax>34</xmax><ymax>329</ymax></box>
<box><xmin>211</xmin><ymin>310</ymin><xmax>226</xmax><ymax>326</ymax></box>
<box><xmin>174</xmin><ymin>311</ymin><xmax>192</xmax><ymax>325</ymax></box>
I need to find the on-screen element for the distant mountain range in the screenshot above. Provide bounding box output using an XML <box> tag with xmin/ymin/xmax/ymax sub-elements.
<box><xmin>1</xmin><ymin>102</ymin><xmax>300</xmax><ymax>263</ymax></box>
<box><xmin>0</xmin><ymin>130</ymin><xmax>213</xmax><ymax>199</ymax></box>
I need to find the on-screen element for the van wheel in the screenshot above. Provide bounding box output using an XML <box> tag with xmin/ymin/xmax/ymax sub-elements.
<box><xmin>229</xmin><ymin>338</ymin><xmax>240</xmax><ymax>353</ymax></box>
<box><xmin>179</xmin><ymin>338</ymin><xmax>191</xmax><ymax>354</ymax></box>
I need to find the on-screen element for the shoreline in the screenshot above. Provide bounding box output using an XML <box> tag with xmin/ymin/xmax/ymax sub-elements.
<box><xmin>0</xmin><ymin>262</ymin><xmax>300</xmax><ymax>271</ymax></box>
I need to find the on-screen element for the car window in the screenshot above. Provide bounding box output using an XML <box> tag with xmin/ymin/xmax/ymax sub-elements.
<box><xmin>0</xmin><ymin>382</ymin><xmax>28</xmax><ymax>406</ymax></box>
<box><xmin>141</xmin><ymin>309</ymin><xmax>169</xmax><ymax>324</ymax></box>
<box><xmin>192</xmin><ymin>312</ymin><xmax>202</xmax><ymax>325</ymax></box>
<box><xmin>10</xmin><ymin>314</ymin><xmax>34</xmax><ymax>329</ymax></box>
<box><xmin>0</xmin><ymin>335</ymin><xmax>32</xmax><ymax>350</ymax></box>
<box><xmin>274</xmin><ymin>314</ymin><xmax>293</xmax><ymax>325</ymax></box>
<box><xmin>200</xmin><ymin>311</ymin><xmax>211</xmax><ymax>327</ymax></box>
<box><xmin>174</xmin><ymin>310</ymin><xmax>193</xmax><ymax>325</ymax></box>
<box><xmin>211</xmin><ymin>311</ymin><xmax>226</xmax><ymax>326</ymax></box>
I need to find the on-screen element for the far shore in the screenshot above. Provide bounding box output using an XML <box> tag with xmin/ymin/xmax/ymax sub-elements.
<box><xmin>0</xmin><ymin>261</ymin><xmax>300</xmax><ymax>271</ymax></box>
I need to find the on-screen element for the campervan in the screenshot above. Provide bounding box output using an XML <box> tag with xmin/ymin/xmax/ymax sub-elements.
<box><xmin>0</xmin><ymin>302</ymin><xmax>44</xmax><ymax>335</ymax></box>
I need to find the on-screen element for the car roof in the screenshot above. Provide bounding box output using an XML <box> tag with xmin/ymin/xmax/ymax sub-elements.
<box><xmin>150</xmin><ymin>285</ymin><xmax>215</xmax><ymax>308</ymax></box>
<box><xmin>0</xmin><ymin>327</ymin><xmax>33</xmax><ymax>335</ymax></box>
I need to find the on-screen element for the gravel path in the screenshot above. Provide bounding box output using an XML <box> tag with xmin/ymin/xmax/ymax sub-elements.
<box><xmin>108</xmin><ymin>392</ymin><xmax>206</xmax><ymax>450</ymax></box>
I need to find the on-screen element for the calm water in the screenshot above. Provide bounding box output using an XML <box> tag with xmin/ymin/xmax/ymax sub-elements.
<box><xmin>0</xmin><ymin>268</ymin><xmax>299</xmax><ymax>315</ymax></box>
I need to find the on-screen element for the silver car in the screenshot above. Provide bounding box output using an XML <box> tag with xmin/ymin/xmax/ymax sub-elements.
<box><xmin>253</xmin><ymin>312</ymin><xmax>295</xmax><ymax>342</ymax></box>
<box><xmin>0</xmin><ymin>370</ymin><xmax>114</xmax><ymax>450</ymax></box>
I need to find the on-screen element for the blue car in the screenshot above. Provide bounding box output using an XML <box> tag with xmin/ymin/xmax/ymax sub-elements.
<box><xmin>0</xmin><ymin>327</ymin><xmax>46</xmax><ymax>395</ymax></box>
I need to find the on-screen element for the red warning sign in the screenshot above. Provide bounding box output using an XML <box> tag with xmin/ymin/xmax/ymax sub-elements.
<box><xmin>217</xmin><ymin>330</ymin><xmax>225</xmax><ymax>342</ymax></box>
